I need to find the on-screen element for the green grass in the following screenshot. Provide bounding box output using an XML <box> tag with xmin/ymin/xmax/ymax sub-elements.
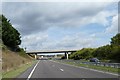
<box><xmin>0</xmin><ymin>71</ymin><xmax>1</xmax><ymax>80</ymax></box>
<box><xmin>55</xmin><ymin>60</ymin><xmax>119</xmax><ymax>74</ymax></box>
<box><xmin>2</xmin><ymin>61</ymin><xmax>36</xmax><ymax>78</ymax></box>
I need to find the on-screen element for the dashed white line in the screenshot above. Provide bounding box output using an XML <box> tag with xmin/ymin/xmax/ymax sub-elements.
<box><xmin>60</xmin><ymin>69</ymin><xmax>64</xmax><ymax>72</ymax></box>
<box><xmin>50</xmin><ymin>60</ymin><xmax>119</xmax><ymax>76</ymax></box>
<box><xmin>27</xmin><ymin>60</ymin><xmax>40</xmax><ymax>80</ymax></box>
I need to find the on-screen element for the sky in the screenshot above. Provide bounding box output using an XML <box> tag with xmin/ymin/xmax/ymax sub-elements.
<box><xmin>2</xmin><ymin>0</ymin><xmax>119</xmax><ymax>52</ymax></box>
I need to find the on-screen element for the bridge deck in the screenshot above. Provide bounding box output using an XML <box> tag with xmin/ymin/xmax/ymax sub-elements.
<box><xmin>26</xmin><ymin>50</ymin><xmax>78</xmax><ymax>54</ymax></box>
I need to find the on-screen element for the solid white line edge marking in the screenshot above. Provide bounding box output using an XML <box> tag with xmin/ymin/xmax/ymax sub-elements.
<box><xmin>27</xmin><ymin>60</ymin><xmax>40</xmax><ymax>80</ymax></box>
<box><xmin>50</xmin><ymin>60</ymin><xmax>119</xmax><ymax>76</ymax></box>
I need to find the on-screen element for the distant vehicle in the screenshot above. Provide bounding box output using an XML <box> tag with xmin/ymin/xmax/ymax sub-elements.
<box><xmin>89</xmin><ymin>58</ymin><xmax>100</xmax><ymax>63</ymax></box>
<box><xmin>39</xmin><ymin>57</ymin><xmax>48</xmax><ymax>60</ymax></box>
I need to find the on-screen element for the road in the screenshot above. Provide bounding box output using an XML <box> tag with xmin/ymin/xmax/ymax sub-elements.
<box><xmin>18</xmin><ymin>60</ymin><xmax>119</xmax><ymax>79</ymax></box>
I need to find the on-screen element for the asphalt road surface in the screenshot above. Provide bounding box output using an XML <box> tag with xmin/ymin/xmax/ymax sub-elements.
<box><xmin>18</xmin><ymin>60</ymin><xmax>119</xmax><ymax>79</ymax></box>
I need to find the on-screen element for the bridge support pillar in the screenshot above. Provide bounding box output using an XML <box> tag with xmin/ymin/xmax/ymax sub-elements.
<box><xmin>55</xmin><ymin>54</ymin><xmax>57</xmax><ymax>58</ymax></box>
<box><xmin>67</xmin><ymin>53</ymin><xmax>69</xmax><ymax>60</ymax></box>
<box><xmin>35</xmin><ymin>54</ymin><xmax>37</xmax><ymax>59</ymax></box>
<box><xmin>65</xmin><ymin>52</ymin><xmax>69</xmax><ymax>59</ymax></box>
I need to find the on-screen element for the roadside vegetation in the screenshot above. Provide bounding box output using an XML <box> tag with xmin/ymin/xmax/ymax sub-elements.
<box><xmin>0</xmin><ymin>15</ymin><xmax>34</xmax><ymax>78</ymax></box>
<box><xmin>0</xmin><ymin>15</ymin><xmax>2</xmax><ymax>79</ymax></box>
<box><xmin>3</xmin><ymin>61</ymin><xmax>35</xmax><ymax>78</ymax></box>
<box><xmin>1</xmin><ymin>15</ymin><xmax>21</xmax><ymax>52</ymax></box>
<box><xmin>2</xmin><ymin>45</ymin><xmax>32</xmax><ymax>73</ymax></box>
<box><xmin>59</xmin><ymin>32</ymin><xmax>120</xmax><ymax>74</ymax></box>
<box><xmin>55</xmin><ymin>60</ymin><xmax>119</xmax><ymax>74</ymax></box>
<box><xmin>69</xmin><ymin>33</ymin><xmax>120</xmax><ymax>63</ymax></box>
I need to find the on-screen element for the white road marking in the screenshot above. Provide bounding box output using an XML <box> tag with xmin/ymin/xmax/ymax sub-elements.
<box><xmin>50</xmin><ymin>60</ymin><xmax>119</xmax><ymax>76</ymax></box>
<box><xmin>27</xmin><ymin>60</ymin><xmax>40</xmax><ymax>80</ymax></box>
<box><xmin>60</xmin><ymin>69</ymin><xmax>64</xmax><ymax>72</ymax></box>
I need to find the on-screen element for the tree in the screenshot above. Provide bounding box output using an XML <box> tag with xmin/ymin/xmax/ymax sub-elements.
<box><xmin>92</xmin><ymin>45</ymin><xmax>112</xmax><ymax>59</ymax></box>
<box><xmin>69</xmin><ymin>48</ymin><xmax>94</xmax><ymax>60</ymax></box>
<box><xmin>1</xmin><ymin>15</ymin><xmax>21</xmax><ymax>51</ymax></box>
<box><xmin>108</xmin><ymin>45</ymin><xmax>120</xmax><ymax>61</ymax></box>
<box><xmin>0</xmin><ymin>15</ymin><xmax>2</xmax><ymax>39</ymax></box>
<box><xmin>109</xmin><ymin>33</ymin><xmax>120</xmax><ymax>62</ymax></box>
<box><xmin>111</xmin><ymin>33</ymin><xmax>120</xmax><ymax>46</ymax></box>
<box><xmin>69</xmin><ymin>33</ymin><xmax>120</xmax><ymax>62</ymax></box>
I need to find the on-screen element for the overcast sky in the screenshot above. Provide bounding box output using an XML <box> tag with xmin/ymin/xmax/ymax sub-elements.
<box><xmin>2</xmin><ymin>1</ymin><xmax>119</xmax><ymax>52</ymax></box>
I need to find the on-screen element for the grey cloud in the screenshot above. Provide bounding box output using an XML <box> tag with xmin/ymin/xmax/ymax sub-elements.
<box><xmin>13</xmin><ymin>13</ymin><xmax>47</xmax><ymax>35</ymax></box>
<box><xmin>117</xmin><ymin>0</ymin><xmax>120</xmax><ymax>32</ymax></box>
<box><xmin>2</xmin><ymin>2</ymin><xmax>116</xmax><ymax>51</ymax></box>
<box><xmin>117</xmin><ymin>14</ymin><xmax>120</xmax><ymax>33</ymax></box>
<box><xmin>45</xmin><ymin>33</ymin><xmax>97</xmax><ymax>50</ymax></box>
<box><xmin>2</xmin><ymin>2</ymin><xmax>111</xmax><ymax>36</ymax></box>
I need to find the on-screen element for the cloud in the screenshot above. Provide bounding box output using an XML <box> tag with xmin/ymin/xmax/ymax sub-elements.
<box><xmin>20</xmin><ymin>32</ymin><xmax>48</xmax><ymax>50</ymax></box>
<box><xmin>105</xmin><ymin>14</ymin><xmax>118</xmax><ymax>33</ymax></box>
<box><xmin>0</xmin><ymin>2</ymin><xmax>2</xmax><ymax>14</ymax></box>
<box><xmin>2</xmin><ymin>2</ymin><xmax>112</xmax><ymax>36</ymax></box>
<box><xmin>56</xmin><ymin>33</ymin><xmax>98</xmax><ymax>49</ymax></box>
<box><xmin>2</xmin><ymin>2</ymin><xmax>118</xmax><ymax>51</ymax></box>
<box><xmin>2</xmin><ymin>0</ymin><xmax>119</xmax><ymax>2</ymax></box>
<box><xmin>119</xmin><ymin>14</ymin><xmax>120</xmax><ymax>33</ymax></box>
<box><xmin>25</xmin><ymin>32</ymin><xmax>99</xmax><ymax>51</ymax></box>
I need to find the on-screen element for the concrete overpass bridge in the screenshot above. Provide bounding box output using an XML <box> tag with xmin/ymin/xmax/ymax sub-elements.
<box><xmin>26</xmin><ymin>50</ymin><xmax>78</xmax><ymax>59</ymax></box>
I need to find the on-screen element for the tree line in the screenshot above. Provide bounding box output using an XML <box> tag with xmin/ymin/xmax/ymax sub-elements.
<box><xmin>0</xmin><ymin>15</ymin><xmax>21</xmax><ymax>51</ymax></box>
<box><xmin>69</xmin><ymin>33</ymin><xmax>120</xmax><ymax>62</ymax></box>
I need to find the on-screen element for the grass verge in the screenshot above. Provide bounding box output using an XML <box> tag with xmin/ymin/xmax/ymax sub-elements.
<box><xmin>2</xmin><ymin>60</ymin><xmax>36</xmax><ymax>78</ymax></box>
<box><xmin>55</xmin><ymin>60</ymin><xmax>119</xmax><ymax>74</ymax></box>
